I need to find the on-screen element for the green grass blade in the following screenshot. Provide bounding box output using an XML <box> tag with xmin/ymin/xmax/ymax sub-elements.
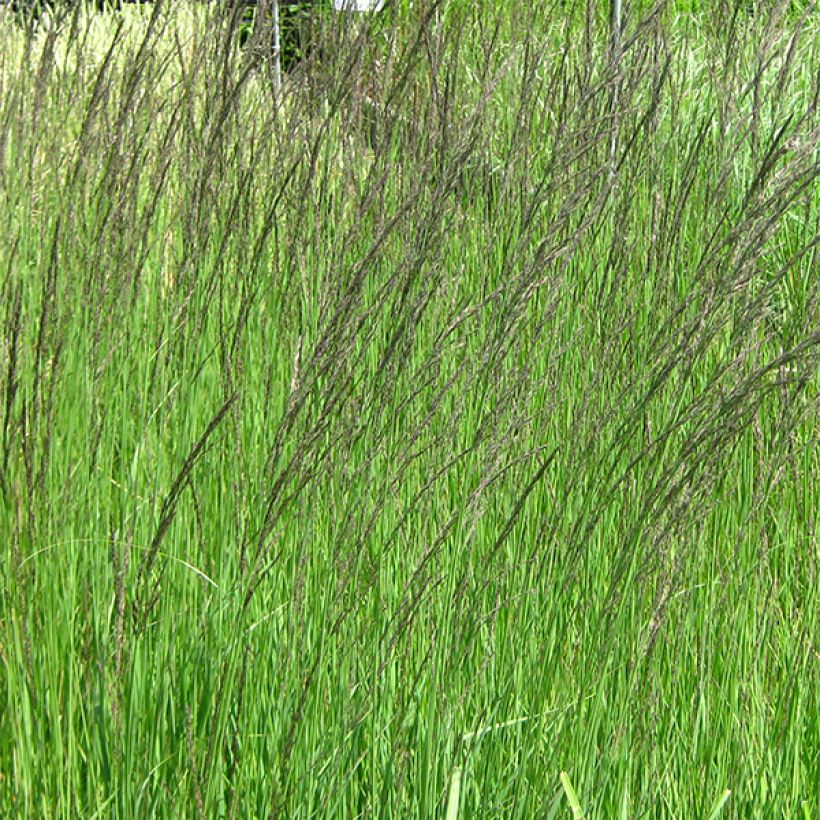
<box><xmin>560</xmin><ymin>772</ymin><xmax>585</xmax><ymax>819</ymax></box>
<box><xmin>706</xmin><ymin>789</ymin><xmax>731</xmax><ymax>820</ymax></box>
<box><xmin>446</xmin><ymin>767</ymin><xmax>462</xmax><ymax>820</ymax></box>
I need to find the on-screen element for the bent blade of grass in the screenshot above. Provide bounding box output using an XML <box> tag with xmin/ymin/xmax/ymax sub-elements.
<box><xmin>462</xmin><ymin>692</ymin><xmax>598</xmax><ymax>745</ymax></box>
<box><xmin>706</xmin><ymin>788</ymin><xmax>731</xmax><ymax>820</ymax></box>
<box><xmin>560</xmin><ymin>771</ymin><xmax>585</xmax><ymax>820</ymax></box>
<box><xmin>462</xmin><ymin>714</ymin><xmax>531</xmax><ymax>744</ymax></box>
<box><xmin>18</xmin><ymin>539</ymin><xmax>220</xmax><ymax>589</ymax></box>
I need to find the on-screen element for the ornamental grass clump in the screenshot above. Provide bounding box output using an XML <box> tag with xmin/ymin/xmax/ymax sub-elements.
<box><xmin>0</xmin><ymin>0</ymin><xmax>817</xmax><ymax>816</ymax></box>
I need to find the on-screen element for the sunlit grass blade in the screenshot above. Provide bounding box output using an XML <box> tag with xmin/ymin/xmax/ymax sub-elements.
<box><xmin>706</xmin><ymin>788</ymin><xmax>732</xmax><ymax>820</ymax></box>
<box><xmin>560</xmin><ymin>772</ymin><xmax>585</xmax><ymax>820</ymax></box>
<box><xmin>446</xmin><ymin>767</ymin><xmax>462</xmax><ymax>820</ymax></box>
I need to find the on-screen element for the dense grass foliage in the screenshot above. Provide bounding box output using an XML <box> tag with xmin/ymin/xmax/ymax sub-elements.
<box><xmin>0</xmin><ymin>1</ymin><xmax>818</xmax><ymax>816</ymax></box>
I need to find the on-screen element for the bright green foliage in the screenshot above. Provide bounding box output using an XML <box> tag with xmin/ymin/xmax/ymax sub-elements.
<box><xmin>0</xmin><ymin>1</ymin><xmax>817</xmax><ymax>817</ymax></box>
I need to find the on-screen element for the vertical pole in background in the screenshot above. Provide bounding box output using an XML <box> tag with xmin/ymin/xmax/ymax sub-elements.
<box><xmin>272</xmin><ymin>0</ymin><xmax>283</xmax><ymax>100</ymax></box>
<box><xmin>609</xmin><ymin>0</ymin><xmax>622</xmax><ymax>182</ymax></box>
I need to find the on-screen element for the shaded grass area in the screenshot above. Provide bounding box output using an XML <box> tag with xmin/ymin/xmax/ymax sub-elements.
<box><xmin>0</xmin><ymin>1</ymin><xmax>818</xmax><ymax>816</ymax></box>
